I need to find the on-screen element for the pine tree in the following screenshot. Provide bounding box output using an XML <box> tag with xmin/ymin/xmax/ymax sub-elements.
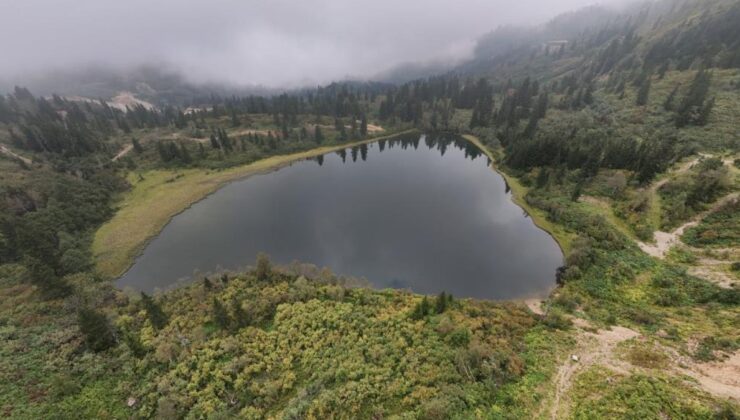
<box><xmin>535</xmin><ymin>168</ymin><xmax>550</xmax><ymax>189</ymax></box>
<box><xmin>676</xmin><ymin>69</ymin><xmax>712</xmax><ymax>127</ymax></box>
<box><xmin>179</xmin><ymin>143</ymin><xmax>192</xmax><ymax>163</ymax></box>
<box><xmin>209</xmin><ymin>133</ymin><xmax>220</xmax><ymax>149</ymax></box>
<box><xmin>230</xmin><ymin>298</ymin><xmax>249</xmax><ymax>330</ymax></box>
<box><xmin>314</xmin><ymin>125</ymin><xmax>323</xmax><ymax>144</ymax></box>
<box><xmin>141</xmin><ymin>292</ymin><xmax>168</xmax><ymax>330</ymax></box>
<box><xmin>663</xmin><ymin>86</ymin><xmax>679</xmax><ymax>111</ymax></box>
<box><xmin>131</xmin><ymin>138</ymin><xmax>143</xmax><ymax>154</ymax></box>
<box><xmin>411</xmin><ymin>296</ymin><xmax>431</xmax><ymax>320</ymax></box>
<box><xmin>255</xmin><ymin>252</ymin><xmax>272</xmax><ymax>282</ymax></box>
<box><xmin>360</xmin><ymin>115</ymin><xmax>368</xmax><ymax>136</ymax></box>
<box><xmin>636</xmin><ymin>77</ymin><xmax>651</xmax><ymax>106</ymax></box>
<box><xmin>212</xmin><ymin>298</ymin><xmax>230</xmax><ymax>329</ymax></box>
<box><xmin>78</xmin><ymin>308</ymin><xmax>117</xmax><ymax>352</ymax></box>
<box><xmin>435</xmin><ymin>292</ymin><xmax>448</xmax><ymax>314</ymax></box>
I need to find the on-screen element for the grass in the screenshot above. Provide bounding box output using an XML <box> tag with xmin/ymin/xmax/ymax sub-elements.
<box><xmin>568</xmin><ymin>366</ymin><xmax>727</xmax><ymax>419</ymax></box>
<box><xmin>463</xmin><ymin>134</ymin><xmax>575</xmax><ymax>254</ymax></box>
<box><xmin>92</xmin><ymin>129</ymin><xmax>417</xmax><ymax>279</ymax></box>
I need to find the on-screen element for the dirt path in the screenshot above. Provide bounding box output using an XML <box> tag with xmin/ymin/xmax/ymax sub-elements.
<box><xmin>682</xmin><ymin>352</ymin><xmax>740</xmax><ymax>401</ymax></box>
<box><xmin>637</xmin><ymin>192</ymin><xmax>738</xmax><ymax>259</ymax></box>
<box><xmin>112</xmin><ymin>144</ymin><xmax>133</xmax><ymax>162</ymax></box>
<box><xmin>650</xmin><ymin>156</ymin><xmax>702</xmax><ymax>193</ymax></box>
<box><xmin>688</xmin><ymin>264</ymin><xmax>737</xmax><ymax>289</ymax></box>
<box><xmin>549</xmin><ymin>322</ymin><xmax>639</xmax><ymax>419</ymax></box>
<box><xmin>0</xmin><ymin>145</ymin><xmax>32</xmax><ymax>165</ymax></box>
<box><xmin>547</xmin><ymin>317</ymin><xmax>740</xmax><ymax>418</ymax></box>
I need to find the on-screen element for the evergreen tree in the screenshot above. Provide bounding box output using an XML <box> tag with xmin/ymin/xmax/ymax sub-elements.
<box><xmin>314</xmin><ymin>125</ymin><xmax>323</xmax><ymax>144</ymax></box>
<box><xmin>141</xmin><ymin>292</ymin><xmax>168</xmax><ymax>330</ymax></box>
<box><xmin>230</xmin><ymin>298</ymin><xmax>249</xmax><ymax>330</ymax></box>
<box><xmin>77</xmin><ymin>308</ymin><xmax>117</xmax><ymax>352</ymax></box>
<box><xmin>255</xmin><ymin>252</ymin><xmax>272</xmax><ymax>282</ymax></box>
<box><xmin>131</xmin><ymin>138</ymin><xmax>143</xmax><ymax>154</ymax></box>
<box><xmin>636</xmin><ymin>77</ymin><xmax>651</xmax><ymax>106</ymax></box>
<box><xmin>179</xmin><ymin>143</ymin><xmax>192</xmax><ymax>163</ymax></box>
<box><xmin>535</xmin><ymin>168</ymin><xmax>550</xmax><ymax>189</ymax></box>
<box><xmin>209</xmin><ymin>133</ymin><xmax>220</xmax><ymax>149</ymax></box>
<box><xmin>435</xmin><ymin>292</ymin><xmax>448</xmax><ymax>314</ymax></box>
<box><xmin>360</xmin><ymin>114</ymin><xmax>368</xmax><ymax>136</ymax></box>
<box><xmin>663</xmin><ymin>86</ymin><xmax>679</xmax><ymax>111</ymax></box>
<box><xmin>411</xmin><ymin>296</ymin><xmax>431</xmax><ymax>320</ymax></box>
<box><xmin>212</xmin><ymin>298</ymin><xmax>230</xmax><ymax>329</ymax></box>
<box><xmin>676</xmin><ymin>69</ymin><xmax>712</xmax><ymax>127</ymax></box>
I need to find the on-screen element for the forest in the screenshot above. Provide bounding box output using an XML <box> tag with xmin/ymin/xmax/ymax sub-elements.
<box><xmin>0</xmin><ymin>0</ymin><xmax>739</xmax><ymax>417</ymax></box>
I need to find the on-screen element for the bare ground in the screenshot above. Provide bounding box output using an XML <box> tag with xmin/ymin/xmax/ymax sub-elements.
<box><xmin>549</xmin><ymin>321</ymin><xmax>639</xmax><ymax>419</ymax></box>
<box><xmin>637</xmin><ymin>192</ymin><xmax>738</xmax><ymax>259</ymax></box>
<box><xmin>688</xmin><ymin>264</ymin><xmax>738</xmax><ymax>289</ymax></box>
<box><xmin>0</xmin><ymin>145</ymin><xmax>32</xmax><ymax>165</ymax></box>
<box><xmin>109</xmin><ymin>91</ymin><xmax>154</xmax><ymax>112</ymax></box>
<box><xmin>112</xmin><ymin>144</ymin><xmax>133</xmax><ymax>162</ymax></box>
<box><xmin>547</xmin><ymin>315</ymin><xmax>740</xmax><ymax>418</ymax></box>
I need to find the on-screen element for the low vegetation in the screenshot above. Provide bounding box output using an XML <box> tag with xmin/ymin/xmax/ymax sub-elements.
<box><xmin>1</xmin><ymin>0</ymin><xmax>739</xmax><ymax>417</ymax></box>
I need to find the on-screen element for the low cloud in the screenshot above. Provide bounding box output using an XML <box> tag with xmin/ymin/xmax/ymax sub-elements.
<box><xmin>1</xmin><ymin>0</ymin><xmax>620</xmax><ymax>88</ymax></box>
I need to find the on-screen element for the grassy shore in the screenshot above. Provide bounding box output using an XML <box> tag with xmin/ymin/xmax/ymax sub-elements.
<box><xmin>92</xmin><ymin>130</ymin><xmax>417</xmax><ymax>279</ymax></box>
<box><xmin>462</xmin><ymin>134</ymin><xmax>575</xmax><ymax>254</ymax></box>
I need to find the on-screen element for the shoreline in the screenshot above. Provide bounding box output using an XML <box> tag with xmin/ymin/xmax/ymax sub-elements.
<box><xmin>462</xmin><ymin>134</ymin><xmax>573</xmax><ymax>256</ymax></box>
<box><xmin>94</xmin><ymin>130</ymin><xmax>568</xmax><ymax>309</ymax></box>
<box><xmin>93</xmin><ymin>129</ymin><xmax>418</xmax><ymax>280</ymax></box>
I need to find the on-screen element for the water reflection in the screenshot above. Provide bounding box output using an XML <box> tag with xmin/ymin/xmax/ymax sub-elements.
<box><xmin>118</xmin><ymin>134</ymin><xmax>563</xmax><ymax>299</ymax></box>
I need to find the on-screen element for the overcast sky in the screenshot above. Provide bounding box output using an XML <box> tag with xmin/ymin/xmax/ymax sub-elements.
<box><xmin>1</xmin><ymin>0</ymin><xmax>618</xmax><ymax>88</ymax></box>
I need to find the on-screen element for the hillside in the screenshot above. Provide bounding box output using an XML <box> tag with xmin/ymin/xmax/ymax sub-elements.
<box><xmin>0</xmin><ymin>0</ymin><xmax>738</xmax><ymax>418</ymax></box>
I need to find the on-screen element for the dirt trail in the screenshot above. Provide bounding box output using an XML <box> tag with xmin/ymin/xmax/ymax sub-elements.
<box><xmin>549</xmin><ymin>322</ymin><xmax>639</xmax><ymax>419</ymax></box>
<box><xmin>112</xmin><ymin>144</ymin><xmax>133</xmax><ymax>162</ymax></box>
<box><xmin>688</xmin><ymin>265</ymin><xmax>737</xmax><ymax>289</ymax></box>
<box><xmin>683</xmin><ymin>352</ymin><xmax>740</xmax><ymax>401</ymax></box>
<box><xmin>548</xmin><ymin>317</ymin><xmax>740</xmax><ymax>418</ymax></box>
<box><xmin>649</xmin><ymin>156</ymin><xmax>702</xmax><ymax>193</ymax></box>
<box><xmin>637</xmin><ymin>192</ymin><xmax>738</xmax><ymax>259</ymax></box>
<box><xmin>0</xmin><ymin>145</ymin><xmax>32</xmax><ymax>165</ymax></box>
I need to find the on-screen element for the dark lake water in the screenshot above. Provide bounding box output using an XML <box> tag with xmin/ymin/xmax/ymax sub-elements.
<box><xmin>117</xmin><ymin>134</ymin><xmax>563</xmax><ymax>299</ymax></box>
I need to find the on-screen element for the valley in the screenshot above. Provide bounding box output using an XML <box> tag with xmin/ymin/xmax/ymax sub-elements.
<box><xmin>0</xmin><ymin>0</ymin><xmax>738</xmax><ymax>418</ymax></box>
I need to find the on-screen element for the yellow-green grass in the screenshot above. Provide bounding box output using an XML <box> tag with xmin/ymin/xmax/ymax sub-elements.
<box><xmin>578</xmin><ymin>197</ymin><xmax>638</xmax><ymax>242</ymax></box>
<box><xmin>463</xmin><ymin>134</ymin><xmax>575</xmax><ymax>254</ymax></box>
<box><xmin>93</xmin><ymin>130</ymin><xmax>417</xmax><ymax>279</ymax></box>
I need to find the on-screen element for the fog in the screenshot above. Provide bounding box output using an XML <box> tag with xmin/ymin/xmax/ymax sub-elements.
<box><xmin>1</xmin><ymin>0</ymin><xmax>622</xmax><ymax>88</ymax></box>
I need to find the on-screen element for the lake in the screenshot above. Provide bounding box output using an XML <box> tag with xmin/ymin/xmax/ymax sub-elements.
<box><xmin>117</xmin><ymin>134</ymin><xmax>563</xmax><ymax>299</ymax></box>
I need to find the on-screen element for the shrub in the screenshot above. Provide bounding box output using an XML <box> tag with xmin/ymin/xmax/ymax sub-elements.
<box><xmin>77</xmin><ymin>308</ymin><xmax>117</xmax><ymax>352</ymax></box>
<box><xmin>542</xmin><ymin>310</ymin><xmax>572</xmax><ymax>330</ymax></box>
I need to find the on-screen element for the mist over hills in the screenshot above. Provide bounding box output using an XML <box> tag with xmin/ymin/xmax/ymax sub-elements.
<box><xmin>1</xmin><ymin>2</ymin><xmax>630</xmax><ymax>103</ymax></box>
<box><xmin>0</xmin><ymin>0</ymin><xmax>739</xmax><ymax>417</ymax></box>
